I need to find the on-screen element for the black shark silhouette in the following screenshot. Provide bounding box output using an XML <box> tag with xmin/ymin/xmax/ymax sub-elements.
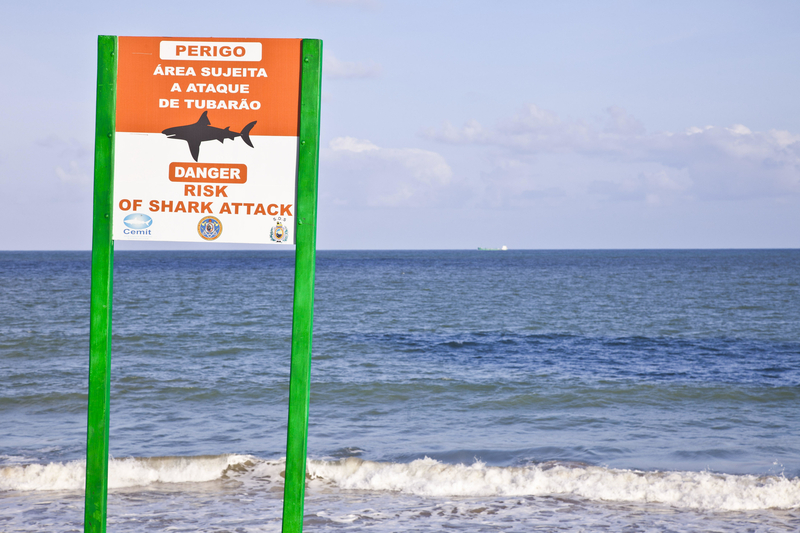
<box><xmin>162</xmin><ymin>111</ymin><xmax>257</xmax><ymax>162</ymax></box>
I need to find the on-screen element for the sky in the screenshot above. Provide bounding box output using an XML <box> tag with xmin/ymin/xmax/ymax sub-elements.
<box><xmin>2</xmin><ymin>0</ymin><xmax>799</xmax><ymax>250</ymax></box>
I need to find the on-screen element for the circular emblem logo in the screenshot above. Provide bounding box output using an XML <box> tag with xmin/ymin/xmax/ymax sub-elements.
<box><xmin>197</xmin><ymin>216</ymin><xmax>222</xmax><ymax>241</ymax></box>
<box><xmin>270</xmin><ymin>219</ymin><xmax>289</xmax><ymax>242</ymax></box>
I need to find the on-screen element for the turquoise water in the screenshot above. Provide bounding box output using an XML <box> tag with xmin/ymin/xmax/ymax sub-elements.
<box><xmin>1</xmin><ymin>250</ymin><xmax>799</xmax><ymax>531</ymax></box>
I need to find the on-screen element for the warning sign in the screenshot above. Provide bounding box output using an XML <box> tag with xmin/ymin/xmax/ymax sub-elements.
<box><xmin>112</xmin><ymin>37</ymin><xmax>301</xmax><ymax>244</ymax></box>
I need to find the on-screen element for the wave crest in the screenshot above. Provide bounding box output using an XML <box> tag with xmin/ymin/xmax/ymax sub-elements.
<box><xmin>0</xmin><ymin>454</ymin><xmax>255</xmax><ymax>492</ymax></box>
<box><xmin>308</xmin><ymin>457</ymin><xmax>800</xmax><ymax>511</ymax></box>
<box><xmin>4</xmin><ymin>454</ymin><xmax>800</xmax><ymax>511</ymax></box>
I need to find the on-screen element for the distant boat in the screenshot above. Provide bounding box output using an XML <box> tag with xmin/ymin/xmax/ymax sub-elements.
<box><xmin>478</xmin><ymin>245</ymin><xmax>508</xmax><ymax>251</ymax></box>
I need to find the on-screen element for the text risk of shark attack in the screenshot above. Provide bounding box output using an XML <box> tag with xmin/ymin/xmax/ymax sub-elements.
<box><xmin>117</xmin><ymin>197</ymin><xmax>293</xmax><ymax>217</ymax></box>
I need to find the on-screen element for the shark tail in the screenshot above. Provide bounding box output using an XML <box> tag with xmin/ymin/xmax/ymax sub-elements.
<box><xmin>241</xmin><ymin>121</ymin><xmax>257</xmax><ymax>148</ymax></box>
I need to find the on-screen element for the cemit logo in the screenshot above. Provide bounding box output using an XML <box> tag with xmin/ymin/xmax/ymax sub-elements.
<box><xmin>123</xmin><ymin>213</ymin><xmax>153</xmax><ymax>235</ymax></box>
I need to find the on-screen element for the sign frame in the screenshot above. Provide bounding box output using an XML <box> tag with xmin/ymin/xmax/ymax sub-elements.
<box><xmin>84</xmin><ymin>35</ymin><xmax>322</xmax><ymax>533</ymax></box>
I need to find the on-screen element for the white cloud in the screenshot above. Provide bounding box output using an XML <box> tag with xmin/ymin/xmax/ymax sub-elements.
<box><xmin>426</xmin><ymin>105</ymin><xmax>800</xmax><ymax>203</ymax></box>
<box><xmin>323</xmin><ymin>53</ymin><xmax>382</xmax><ymax>80</ymax></box>
<box><xmin>55</xmin><ymin>160</ymin><xmax>91</xmax><ymax>185</ymax></box>
<box><xmin>322</xmin><ymin>137</ymin><xmax>452</xmax><ymax>207</ymax></box>
<box><xmin>589</xmin><ymin>168</ymin><xmax>694</xmax><ymax>205</ymax></box>
<box><xmin>36</xmin><ymin>136</ymin><xmax>93</xmax><ymax>187</ymax></box>
<box><xmin>604</xmin><ymin>105</ymin><xmax>646</xmax><ymax>135</ymax></box>
<box><xmin>330</xmin><ymin>136</ymin><xmax>378</xmax><ymax>152</ymax></box>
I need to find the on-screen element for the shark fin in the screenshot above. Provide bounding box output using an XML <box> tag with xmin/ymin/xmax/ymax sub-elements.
<box><xmin>241</xmin><ymin>121</ymin><xmax>257</xmax><ymax>148</ymax></box>
<box><xmin>188</xmin><ymin>140</ymin><xmax>201</xmax><ymax>162</ymax></box>
<box><xmin>195</xmin><ymin>111</ymin><xmax>211</xmax><ymax>127</ymax></box>
<box><xmin>218</xmin><ymin>126</ymin><xmax>230</xmax><ymax>143</ymax></box>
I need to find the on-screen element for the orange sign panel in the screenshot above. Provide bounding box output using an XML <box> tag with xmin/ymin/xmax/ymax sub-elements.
<box><xmin>116</xmin><ymin>37</ymin><xmax>301</xmax><ymax>136</ymax></box>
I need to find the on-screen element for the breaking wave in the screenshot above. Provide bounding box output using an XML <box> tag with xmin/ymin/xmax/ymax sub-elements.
<box><xmin>3</xmin><ymin>454</ymin><xmax>800</xmax><ymax>511</ymax></box>
<box><xmin>308</xmin><ymin>457</ymin><xmax>800</xmax><ymax>511</ymax></box>
<box><xmin>0</xmin><ymin>454</ymin><xmax>257</xmax><ymax>492</ymax></box>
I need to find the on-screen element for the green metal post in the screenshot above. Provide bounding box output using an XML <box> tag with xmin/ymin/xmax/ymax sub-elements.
<box><xmin>281</xmin><ymin>39</ymin><xmax>322</xmax><ymax>533</ymax></box>
<box><xmin>84</xmin><ymin>35</ymin><xmax>117</xmax><ymax>533</ymax></box>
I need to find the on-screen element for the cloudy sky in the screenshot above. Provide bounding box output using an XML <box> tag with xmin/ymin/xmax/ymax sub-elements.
<box><xmin>3</xmin><ymin>0</ymin><xmax>799</xmax><ymax>249</ymax></box>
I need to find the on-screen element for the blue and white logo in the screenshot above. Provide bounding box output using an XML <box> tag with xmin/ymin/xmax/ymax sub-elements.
<box><xmin>123</xmin><ymin>213</ymin><xmax>153</xmax><ymax>229</ymax></box>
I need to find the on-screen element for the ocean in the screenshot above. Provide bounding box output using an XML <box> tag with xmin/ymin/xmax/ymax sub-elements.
<box><xmin>1</xmin><ymin>249</ymin><xmax>799</xmax><ymax>532</ymax></box>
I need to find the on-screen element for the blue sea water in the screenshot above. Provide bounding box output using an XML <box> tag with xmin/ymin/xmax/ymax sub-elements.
<box><xmin>1</xmin><ymin>249</ymin><xmax>799</xmax><ymax>531</ymax></box>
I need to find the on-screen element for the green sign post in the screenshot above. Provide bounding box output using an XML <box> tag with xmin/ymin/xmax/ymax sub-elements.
<box><xmin>85</xmin><ymin>36</ymin><xmax>117</xmax><ymax>531</ymax></box>
<box><xmin>281</xmin><ymin>38</ymin><xmax>322</xmax><ymax>533</ymax></box>
<box><xmin>85</xmin><ymin>35</ymin><xmax>322</xmax><ymax>533</ymax></box>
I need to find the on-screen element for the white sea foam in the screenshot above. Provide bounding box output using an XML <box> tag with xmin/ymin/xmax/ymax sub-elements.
<box><xmin>4</xmin><ymin>454</ymin><xmax>800</xmax><ymax>511</ymax></box>
<box><xmin>308</xmin><ymin>457</ymin><xmax>800</xmax><ymax>511</ymax></box>
<box><xmin>0</xmin><ymin>454</ymin><xmax>254</xmax><ymax>492</ymax></box>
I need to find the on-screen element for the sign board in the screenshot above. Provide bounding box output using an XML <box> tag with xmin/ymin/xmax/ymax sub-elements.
<box><xmin>86</xmin><ymin>36</ymin><xmax>321</xmax><ymax>533</ymax></box>
<box><xmin>113</xmin><ymin>37</ymin><xmax>302</xmax><ymax>244</ymax></box>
